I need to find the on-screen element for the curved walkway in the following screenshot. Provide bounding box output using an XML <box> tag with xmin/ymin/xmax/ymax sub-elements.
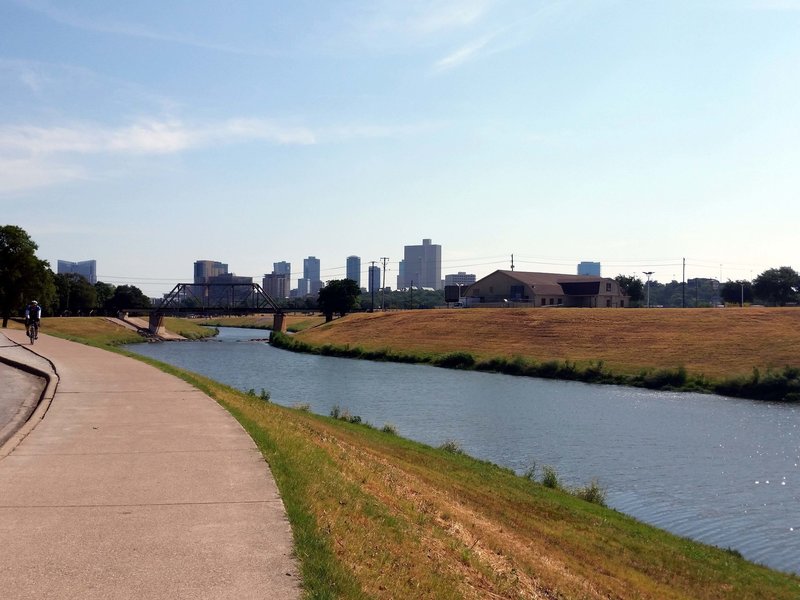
<box><xmin>0</xmin><ymin>330</ymin><xmax>300</xmax><ymax>599</ymax></box>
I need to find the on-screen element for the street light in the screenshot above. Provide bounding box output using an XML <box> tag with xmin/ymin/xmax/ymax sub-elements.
<box><xmin>643</xmin><ymin>271</ymin><xmax>654</xmax><ymax>308</ymax></box>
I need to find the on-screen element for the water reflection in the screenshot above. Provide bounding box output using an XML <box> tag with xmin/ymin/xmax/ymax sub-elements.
<box><xmin>125</xmin><ymin>327</ymin><xmax>800</xmax><ymax>574</ymax></box>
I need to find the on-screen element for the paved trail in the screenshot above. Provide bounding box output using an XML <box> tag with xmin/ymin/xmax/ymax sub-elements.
<box><xmin>0</xmin><ymin>330</ymin><xmax>300</xmax><ymax>599</ymax></box>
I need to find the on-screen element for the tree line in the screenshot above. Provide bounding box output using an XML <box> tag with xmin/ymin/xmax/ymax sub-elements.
<box><xmin>0</xmin><ymin>225</ymin><xmax>150</xmax><ymax>327</ymax></box>
<box><xmin>614</xmin><ymin>267</ymin><xmax>800</xmax><ymax>307</ymax></box>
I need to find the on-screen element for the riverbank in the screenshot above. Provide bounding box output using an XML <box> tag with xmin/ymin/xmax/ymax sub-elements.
<box><xmin>25</xmin><ymin>317</ymin><xmax>800</xmax><ymax>598</ymax></box>
<box><xmin>196</xmin><ymin>314</ymin><xmax>325</xmax><ymax>332</ymax></box>
<box><xmin>278</xmin><ymin>308</ymin><xmax>800</xmax><ymax>401</ymax></box>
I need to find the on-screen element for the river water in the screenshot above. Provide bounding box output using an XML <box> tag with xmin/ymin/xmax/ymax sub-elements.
<box><xmin>124</xmin><ymin>327</ymin><xmax>800</xmax><ymax>574</ymax></box>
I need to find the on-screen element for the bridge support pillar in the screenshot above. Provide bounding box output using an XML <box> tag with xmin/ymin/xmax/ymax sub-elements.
<box><xmin>273</xmin><ymin>313</ymin><xmax>288</xmax><ymax>333</ymax></box>
<box><xmin>149</xmin><ymin>313</ymin><xmax>165</xmax><ymax>336</ymax></box>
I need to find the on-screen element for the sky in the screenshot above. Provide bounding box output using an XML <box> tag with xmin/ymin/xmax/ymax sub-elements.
<box><xmin>1</xmin><ymin>0</ymin><xmax>798</xmax><ymax>297</ymax></box>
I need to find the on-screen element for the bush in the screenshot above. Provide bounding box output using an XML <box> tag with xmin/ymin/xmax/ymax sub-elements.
<box><xmin>574</xmin><ymin>479</ymin><xmax>607</xmax><ymax>506</ymax></box>
<box><xmin>381</xmin><ymin>423</ymin><xmax>398</xmax><ymax>435</ymax></box>
<box><xmin>523</xmin><ymin>461</ymin><xmax>537</xmax><ymax>481</ymax></box>
<box><xmin>434</xmin><ymin>351</ymin><xmax>476</xmax><ymax>369</ymax></box>
<box><xmin>439</xmin><ymin>439</ymin><xmax>464</xmax><ymax>455</ymax></box>
<box><xmin>541</xmin><ymin>465</ymin><xmax>560</xmax><ymax>489</ymax></box>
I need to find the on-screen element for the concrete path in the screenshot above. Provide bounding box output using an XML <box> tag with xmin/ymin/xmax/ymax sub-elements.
<box><xmin>0</xmin><ymin>330</ymin><xmax>300</xmax><ymax>599</ymax></box>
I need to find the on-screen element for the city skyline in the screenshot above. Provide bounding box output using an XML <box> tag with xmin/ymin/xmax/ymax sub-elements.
<box><xmin>2</xmin><ymin>2</ymin><xmax>798</xmax><ymax>296</ymax></box>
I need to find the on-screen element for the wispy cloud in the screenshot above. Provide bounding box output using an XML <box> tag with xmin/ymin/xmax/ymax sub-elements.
<box><xmin>0</xmin><ymin>116</ymin><xmax>440</xmax><ymax>193</ymax></box>
<box><xmin>0</xmin><ymin>118</ymin><xmax>317</xmax><ymax>157</ymax></box>
<box><xmin>433</xmin><ymin>33</ymin><xmax>496</xmax><ymax>72</ymax></box>
<box><xmin>12</xmin><ymin>0</ymin><xmax>275</xmax><ymax>56</ymax></box>
<box><xmin>0</xmin><ymin>157</ymin><xmax>87</xmax><ymax>194</ymax></box>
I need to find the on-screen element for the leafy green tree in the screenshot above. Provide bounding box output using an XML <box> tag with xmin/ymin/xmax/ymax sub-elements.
<box><xmin>753</xmin><ymin>267</ymin><xmax>800</xmax><ymax>306</ymax></box>
<box><xmin>54</xmin><ymin>273</ymin><xmax>97</xmax><ymax>315</ymax></box>
<box><xmin>94</xmin><ymin>281</ymin><xmax>116</xmax><ymax>312</ymax></box>
<box><xmin>318</xmin><ymin>279</ymin><xmax>360</xmax><ymax>322</ymax></box>
<box><xmin>105</xmin><ymin>285</ymin><xmax>151</xmax><ymax>313</ymax></box>
<box><xmin>614</xmin><ymin>275</ymin><xmax>644</xmax><ymax>304</ymax></box>
<box><xmin>0</xmin><ymin>225</ymin><xmax>55</xmax><ymax>327</ymax></box>
<box><xmin>720</xmin><ymin>280</ymin><xmax>753</xmax><ymax>305</ymax></box>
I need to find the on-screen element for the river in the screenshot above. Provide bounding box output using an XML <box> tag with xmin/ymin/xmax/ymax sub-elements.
<box><xmin>124</xmin><ymin>327</ymin><xmax>800</xmax><ymax>574</ymax></box>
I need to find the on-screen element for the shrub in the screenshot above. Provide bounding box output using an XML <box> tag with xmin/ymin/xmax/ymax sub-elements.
<box><xmin>294</xmin><ymin>402</ymin><xmax>311</xmax><ymax>412</ymax></box>
<box><xmin>381</xmin><ymin>423</ymin><xmax>398</xmax><ymax>435</ymax></box>
<box><xmin>434</xmin><ymin>351</ymin><xmax>476</xmax><ymax>369</ymax></box>
<box><xmin>523</xmin><ymin>461</ymin><xmax>537</xmax><ymax>481</ymax></box>
<box><xmin>439</xmin><ymin>439</ymin><xmax>464</xmax><ymax>455</ymax></box>
<box><xmin>574</xmin><ymin>479</ymin><xmax>607</xmax><ymax>506</ymax></box>
<box><xmin>541</xmin><ymin>465</ymin><xmax>560</xmax><ymax>489</ymax></box>
<box><xmin>259</xmin><ymin>388</ymin><xmax>271</xmax><ymax>402</ymax></box>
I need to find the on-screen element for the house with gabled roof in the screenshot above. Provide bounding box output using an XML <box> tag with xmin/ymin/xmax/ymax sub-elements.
<box><xmin>463</xmin><ymin>270</ymin><xmax>628</xmax><ymax>308</ymax></box>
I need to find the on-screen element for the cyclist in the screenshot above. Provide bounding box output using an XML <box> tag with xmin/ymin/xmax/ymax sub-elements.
<box><xmin>24</xmin><ymin>300</ymin><xmax>41</xmax><ymax>340</ymax></box>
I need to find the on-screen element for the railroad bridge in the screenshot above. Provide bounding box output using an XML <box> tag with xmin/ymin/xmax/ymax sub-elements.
<box><xmin>147</xmin><ymin>282</ymin><xmax>287</xmax><ymax>335</ymax></box>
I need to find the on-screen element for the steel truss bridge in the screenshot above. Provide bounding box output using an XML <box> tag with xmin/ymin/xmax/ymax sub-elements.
<box><xmin>141</xmin><ymin>283</ymin><xmax>288</xmax><ymax>335</ymax></box>
<box><xmin>158</xmin><ymin>283</ymin><xmax>283</xmax><ymax>315</ymax></box>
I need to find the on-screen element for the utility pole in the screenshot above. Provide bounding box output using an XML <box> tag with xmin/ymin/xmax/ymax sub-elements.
<box><xmin>643</xmin><ymin>271</ymin><xmax>654</xmax><ymax>308</ymax></box>
<box><xmin>409</xmin><ymin>280</ymin><xmax>413</xmax><ymax>309</ymax></box>
<box><xmin>380</xmin><ymin>257</ymin><xmax>389</xmax><ymax>310</ymax></box>
<box><xmin>511</xmin><ymin>254</ymin><xmax>515</xmax><ymax>271</ymax></box>
<box><xmin>682</xmin><ymin>258</ymin><xmax>686</xmax><ymax>308</ymax></box>
<box><xmin>370</xmin><ymin>261</ymin><xmax>376</xmax><ymax>313</ymax></box>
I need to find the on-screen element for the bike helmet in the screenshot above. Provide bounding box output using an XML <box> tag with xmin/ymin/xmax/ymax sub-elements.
<box><xmin>31</xmin><ymin>300</ymin><xmax>38</xmax><ymax>305</ymax></box>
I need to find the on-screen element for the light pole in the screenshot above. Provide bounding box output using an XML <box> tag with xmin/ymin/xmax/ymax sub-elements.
<box><xmin>643</xmin><ymin>271</ymin><xmax>654</xmax><ymax>308</ymax></box>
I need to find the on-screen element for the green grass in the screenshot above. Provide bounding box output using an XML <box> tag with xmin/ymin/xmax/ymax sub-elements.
<box><xmin>162</xmin><ymin>317</ymin><xmax>218</xmax><ymax>340</ymax></box>
<box><xmin>272</xmin><ymin>331</ymin><xmax>800</xmax><ymax>402</ymax></box>
<box><xmin>37</xmin><ymin>318</ymin><xmax>800</xmax><ymax>599</ymax></box>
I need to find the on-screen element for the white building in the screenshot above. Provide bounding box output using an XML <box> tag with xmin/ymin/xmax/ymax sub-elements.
<box><xmin>398</xmin><ymin>238</ymin><xmax>442</xmax><ymax>290</ymax></box>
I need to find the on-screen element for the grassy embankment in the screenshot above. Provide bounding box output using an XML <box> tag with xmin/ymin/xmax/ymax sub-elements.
<box><xmin>196</xmin><ymin>314</ymin><xmax>325</xmax><ymax>333</ymax></box>
<box><xmin>30</xmin><ymin>317</ymin><xmax>800</xmax><ymax>599</ymax></box>
<box><xmin>274</xmin><ymin>308</ymin><xmax>800</xmax><ymax>401</ymax></box>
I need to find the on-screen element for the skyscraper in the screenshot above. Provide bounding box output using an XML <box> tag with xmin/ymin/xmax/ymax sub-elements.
<box><xmin>263</xmin><ymin>273</ymin><xmax>290</xmax><ymax>299</ymax></box>
<box><xmin>578</xmin><ymin>261</ymin><xmax>601</xmax><ymax>276</ymax></box>
<box><xmin>368</xmin><ymin>265</ymin><xmax>381</xmax><ymax>294</ymax></box>
<box><xmin>399</xmin><ymin>239</ymin><xmax>442</xmax><ymax>290</ymax></box>
<box><xmin>346</xmin><ymin>255</ymin><xmax>361</xmax><ymax>287</ymax></box>
<box><xmin>57</xmin><ymin>259</ymin><xmax>97</xmax><ymax>284</ymax></box>
<box><xmin>303</xmin><ymin>256</ymin><xmax>322</xmax><ymax>295</ymax></box>
<box><xmin>194</xmin><ymin>260</ymin><xmax>228</xmax><ymax>284</ymax></box>
<box><xmin>273</xmin><ymin>261</ymin><xmax>291</xmax><ymax>277</ymax></box>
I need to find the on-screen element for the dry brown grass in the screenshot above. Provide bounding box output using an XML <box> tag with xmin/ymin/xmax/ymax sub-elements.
<box><xmin>296</xmin><ymin>308</ymin><xmax>800</xmax><ymax>380</ymax></box>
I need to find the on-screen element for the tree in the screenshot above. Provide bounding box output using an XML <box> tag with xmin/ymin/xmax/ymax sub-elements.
<box><xmin>0</xmin><ymin>225</ymin><xmax>55</xmax><ymax>327</ymax></box>
<box><xmin>614</xmin><ymin>275</ymin><xmax>644</xmax><ymax>304</ymax></box>
<box><xmin>317</xmin><ymin>279</ymin><xmax>360</xmax><ymax>322</ymax></box>
<box><xmin>753</xmin><ymin>267</ymin><xmax>800</xmax><ymax>306</ymax></box>
<box><xmin>720</xmin><ymin>280</ymin><xmax>753</xmax><ymax>305</ymax></box>
<box><xmin>54</xmin><ymin>273</ymin><xmax>97</xmax><ymax>316</ymax></box>
<box><xmin>94</xmin><ymin>281</ymin><xmax>116</xmax><ymax>312</ymax></box>
<box><xmin>104</xmin><ymin>285</ymin><xmax>151</xmax><ymax>313</ymax></box>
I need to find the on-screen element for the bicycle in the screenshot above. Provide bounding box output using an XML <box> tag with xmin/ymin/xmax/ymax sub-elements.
<box><xmin>27</xmin><ymin>320</ymin><xmax>39</xmax><ymax>345</ymax></box>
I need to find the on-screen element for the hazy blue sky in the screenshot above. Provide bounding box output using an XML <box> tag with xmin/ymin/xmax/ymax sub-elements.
<box><xmin>1</xmin><ymin>0</ymin><xmax>797</xmax><ymax>296</ymax></box>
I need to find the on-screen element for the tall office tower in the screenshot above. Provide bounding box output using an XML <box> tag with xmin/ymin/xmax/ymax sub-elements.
<box><xmin>400</xmin><ymin>238</ymin><xmax>442</xmax><ymax>290</ymax></box>
<box><xmin>194</xmin><ymin>260</ymin><xmax>228</xmax><ymax>284</ymax></box>
<box><xmin>368</xmin><ymin>265</ymin><xmax>381</xmax><ymax>294</ymax></box>
<box><xmin>346</xmin><ymin>255</ymin><xmax>361</xmax><ymax>287</ymax></box>
<box><xmin>577</xmin><ymin>261</ymin><xmax>602</xmax><ymax>277</ymax></box>
<box><xmin>303</xmin><ymin>256</ymin><xmax>322</xmax><ymax>295</ymax></box>
<box><xmin>263</xmin><ymin>273</ymin><xmax>290</xmax><ymax>299</ymax></box>
<box><xmin>57</xmin><ymin>259</ymin><xmax>97</xmax><ymax>284</ymax></box>
<box><xmin>397</xmin><ymin>260</ymin><xmax>406</xmax><ymax>289</ymax></box>
<box><xmin>273</xmin><ymin>261</ymin><xmax>291</xmax><ymax>277</ymax></box>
